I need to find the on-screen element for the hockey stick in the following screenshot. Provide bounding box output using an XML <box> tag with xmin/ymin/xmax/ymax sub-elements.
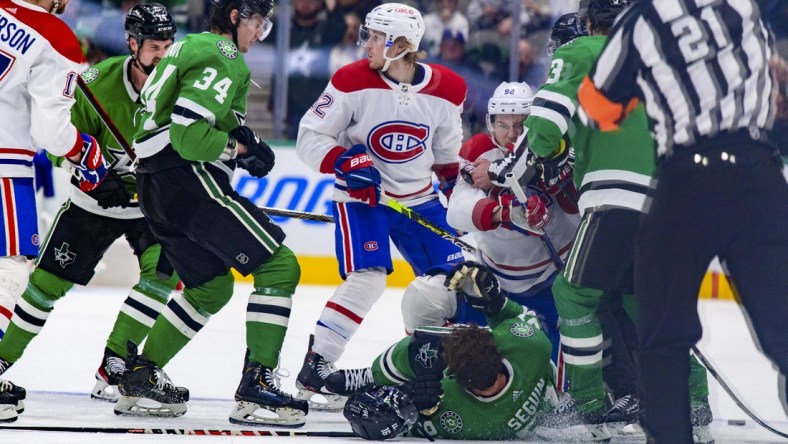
<box><xmin>504</xmin><ymin>173</ymin><xmax>564</xmax><ymax>269</ymax></box>
<box><xmin>76</xmin><ymin>75</ymin><xmax>136</xmax><ymax>161</ymax></box>
<box><xmin>260</xmin><ymin>206</ymin><xmax>334</xmax><ymax>223</ymax></box>
<box><xmin>0</xmin><ymin>423</ymin><xmax>356</xmax><ymax>437</ymax></box>
<box><xmin>78</xmin><ymin>76</ymin><xmax>334</xmax><ymax>224</ymax></box>
<box><xmin>380</xmin><ymin>195</ymin><xmax>477</xmax><ymax>256</ymax></box>
<box><xmin>691</xmin><ymin>345</ymin><xmax>788</xmax><ymax>439</ymax></box>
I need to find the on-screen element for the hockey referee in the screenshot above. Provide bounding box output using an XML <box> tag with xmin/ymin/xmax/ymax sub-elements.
<box><xmin>577</xmin><ymin>0</ymin><xmax>788</xmax><ymax>442</ymax></box>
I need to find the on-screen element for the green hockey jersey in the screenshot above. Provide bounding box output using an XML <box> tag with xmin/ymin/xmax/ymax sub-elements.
<box><xmin>55</xmin><ymin>55</ymin><xmax>141</xmax><ymax>218</ymax></box>
<box><xmin>133</xmin><ymin>32</ymin><xmax>249</xmax><ymax>162</ymax></box>
<box><xmin>372</xmin><ymin>301</ymin><xmax>555</xmax><ymax>440</ymax></box>
<box><xmin>525</xmin><ymin>36</ymin><xmax>655</xmax><ymax>213</ymax></box>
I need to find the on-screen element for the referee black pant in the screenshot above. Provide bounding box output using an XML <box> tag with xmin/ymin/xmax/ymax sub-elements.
<box><xmin>634</xmin><ymin>143</ymin><xmax>788</xmax><ymax>443</ymax></box>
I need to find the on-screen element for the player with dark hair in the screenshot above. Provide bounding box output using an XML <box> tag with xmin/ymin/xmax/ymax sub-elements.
<box><xmin>118</xmin><ymin>0</ymin><xmax>308</xmax><ymax>426</ymax></box>
<box><xmin>329</xmin><ymin>262</ymin><xmax>613</xmax><ymax>441</ymax></box>
<box><xmin>295</xmin><ymin>2</ymin><xmax>467</xmax><ymax>411</ymax></box>
<box><xmin>0</xmin><ymin>3</ymin><xmax>179</xmax><ymax>406</ymax></box>
<box><xmin>0</xmin><ymin>0</ymin><xmax>110</xmax><ymax>422</ymax></box>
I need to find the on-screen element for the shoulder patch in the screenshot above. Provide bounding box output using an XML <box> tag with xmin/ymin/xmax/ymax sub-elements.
<box><xmin>216</xmin><ymin>40</ymin><xmax>238</xmax><ymax>59</ymax></box>
<box><xmin>509</xmin><ymin>322</ymin><xmax>535</xmax><ymax>338</ymax></box>
<box><xmin>80</xmin><ymin>67</ymin><xmax>99</xmax><ymax>83</ymax></box>
<box><xmin>439</xmin><ymin>411</ymin><xmax>464</xmax><ymax>434</ymax></box>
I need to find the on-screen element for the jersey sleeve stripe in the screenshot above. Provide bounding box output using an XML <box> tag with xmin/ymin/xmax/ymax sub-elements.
<box><xmin>530</xmin><ymin>107</ymin><xmax>570</xmax><ymax>134</ymax></box>
<box><xmin>533</xmin><ymin>90</ymin><xmax>576</xmax><ymax>116</ymax></box>
<box><xmin>174</xmin><ymin>97</ymin><xmax>216</xmax><ymax>126</ymax></box>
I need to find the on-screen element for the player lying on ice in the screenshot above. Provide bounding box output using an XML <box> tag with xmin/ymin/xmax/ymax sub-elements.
<box><xmin>324</xmin><ymin>261</ymin><xmax>612</xmax><ymax>441</ymax></box>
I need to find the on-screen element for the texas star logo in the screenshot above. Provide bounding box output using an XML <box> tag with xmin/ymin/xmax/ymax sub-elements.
<box><xmin>217</xmin><ymin>40</ymin><xmax>238</xmax><ymax>59</ymax></box>
<box><xmin>415</xmin><ymin>341</ymin><xmax>439</xmax><ymax>369</ymax></box>
<box><xmin>366</xmin><ymin>121</ymin><xmax>429</xmax><ymax>164</ymax></box>
<box><xmin>509</xmin><ymin>322</ymin><xmax>534</xmax><ymax>338</ymax></box>
<box><xmin>54</xmin><ymin>242</ymin><xmax>76</xmax><ymax>269</ymax></box>
<box><xmin>80</xmin><ymin>67</ymin><xmax>99</xmax><ymax>83</ymax></box>
<box><xmin>439</xmin><ymin>411</ymin><xmax>463</xmax><ymax>434</ymax></box>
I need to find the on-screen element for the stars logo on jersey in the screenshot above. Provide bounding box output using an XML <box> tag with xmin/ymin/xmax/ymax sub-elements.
<box><xmin>54</xmin><ymin>243</ymin><xmax>76</xmax><ymax>269</ymax></box>
<box><xmin>509</xmin><ymin>322</ymin><xmax>535</xmax><ymax>338</ymax></box>
<box><xmin>439</xmin><ymin>411</ymin><xmax>463</xmax><ymax>434</ymax></box>
<box><xmin>366</xmin><ymin>121</ymin><xmax>429</xmax><ymax>164</ymax></box>
<box><xmin>217</xmin><ymin>40</ymin><xmax>238</xmax><ymax>59</ymax></box>
<box><xmin>80</xmin><ymin>68</ymin><xmax>99</xmax><ymax>84</ymax></box>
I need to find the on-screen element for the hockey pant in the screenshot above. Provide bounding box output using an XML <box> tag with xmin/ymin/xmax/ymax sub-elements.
<box><xmin>0</xmin><ymin>244</ymin><xmax>177</xmax><ymax>364</ymax></box>
<box><xmin>142</xmin><ymin>245</ymin><xmax>299</xmax><ymax>369</ymax></box>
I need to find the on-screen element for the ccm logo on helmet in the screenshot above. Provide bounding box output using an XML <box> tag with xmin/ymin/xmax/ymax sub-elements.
<box><xmin>394</xmin><ymin>7</ymin><xmax>415</xmax><ymax>14</ymax></box>
<box><xmin>367</xmin><ymin>121</ymin><xmax>429</xmax><ymax>164</ymax></box>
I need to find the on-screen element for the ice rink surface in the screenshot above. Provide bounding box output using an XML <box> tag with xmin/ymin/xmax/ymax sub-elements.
<box><xmin>0</xmin><ymin>283</ymin><xmax>785</xmax><ymax>443</ymax></box>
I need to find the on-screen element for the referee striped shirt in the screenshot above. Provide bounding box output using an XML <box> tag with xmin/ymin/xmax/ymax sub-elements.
<box><xmin>577</xmin><ymin>0</ymin><xmax>775</xmax><ymax>158</ymax></box>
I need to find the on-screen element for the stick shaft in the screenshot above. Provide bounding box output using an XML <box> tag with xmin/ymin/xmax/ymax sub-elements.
<box><xmin>381</xmin><ymin>196</ymin><xmax>477</xmax><ymax>255</ymax></box>
<box><xmin>260</xmin><ymin>206</ymin><xmax>334</xmax><ymax>223</ymax></box>
<box><xmin>76</xmin><ymin>76</ymin><xmax>136</xmax><ymax>161</ymax></box>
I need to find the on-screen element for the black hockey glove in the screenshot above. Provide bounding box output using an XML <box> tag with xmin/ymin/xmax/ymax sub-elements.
<box><xmin>445</xmin><ymin>261</ymin><xmax>505</xmax><ymax>316</ymax></box>
<box><xmin>230</xmin><ymin>126</ymin><xmax>275</xmax><ymax>178</ymax></box>
<box><xmin>401</xmin><ymin>373</ymin><xmax>443</xmax><ymax>417</ymax></box>
<box><xmin>81</xmin><ymin>169</ymin><xmax>131</xmax><ymax>209</ymax></box>
<box><xmin>532</xmin><ymin>138</ymin><xmax>572</xmax><ymax>188</ymax></box>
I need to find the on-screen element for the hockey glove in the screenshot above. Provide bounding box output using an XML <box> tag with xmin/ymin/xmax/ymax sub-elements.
<box><xmin>401</xmin><ymin>373</ymin><xmax>444</xmax><ymax>417</ymax></box>
<box><xmin>496</xmin><ymin>194</ymin><xmax>549</xmax><ymax>231</ymax></box>
<box><xmin>70</xmin><ymin>133</ymin><xmax>109</xmax><ymax>192</ymax></box>
<box><xmin>230</xmin><ymin>126</ymin><xmax>275</xmax><ymax>178</ymax></box>
<box><xmin>84</xmin><ymin>169</ymin><xmax>131</xmax><ymax>209</ymax></box>
<box><xmin>445</xmin><ymin>261</ymin><xmax>505</xmax><ymax>316</ymax></box>
<box><xmin>334</xmin><ymin>144</ymin><xmax>381</xmax><ymax>207</ymax></box>
<box><xmin>533</xmin><ymin>139</ymin><xmax>572</xmax><ymax>189</ymax></box>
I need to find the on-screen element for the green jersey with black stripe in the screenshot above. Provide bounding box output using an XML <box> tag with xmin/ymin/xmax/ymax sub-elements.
<box><xmin>526</xmin><ymin>36</ymin><xmax>655</xmax><ymax>213</ymax></box>
<box><xmin>51</xmin><ymin>55</ymin><xmax>141</xmax><ymax>218</ymax></box>
<box><xmin>133</xmin><ymin>32</ymin><xmax>249</xmax><ymax>161</ymax></box>
<box><xmin>372</xmin><ymin>301</ymin><xmax>555</xmax><ymax>440</ymax></box>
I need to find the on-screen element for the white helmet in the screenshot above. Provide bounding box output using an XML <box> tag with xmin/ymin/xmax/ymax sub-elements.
<box><xmin>486</xmin><ymin>82</ymin><xmax>535</xmax><ymax>141</ymax></box>
<box><xmin>359</xmin><ymin>3</ymin><xmax>425</xmax><ymax>72</ymax></box>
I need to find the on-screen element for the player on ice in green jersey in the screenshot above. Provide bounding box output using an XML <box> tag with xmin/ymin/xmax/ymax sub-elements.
<box><xmin>118</xmin><ymin>0</ymin><xmax>309</xmax><ymax>427</ymax></box>
<box><xmin>0</xmin><ymin>3</ymin><xmax>179</xmax><ymax>411</ymax></box>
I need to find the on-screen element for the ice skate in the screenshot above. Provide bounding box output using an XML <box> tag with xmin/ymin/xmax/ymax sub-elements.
<box><xmin>229</xmin><ymin>362</ymin><xmax>308</xmax><ymax>427</ymax></box>
<box><xmin>324</xmin><ymin>367</ymin><xmax>374</xmax><ymax>396</ymax></box>
<box><xmin>91</xmin><ymin>348</ymin><xmax>125</xmax><ymax>402</ymax></box>
<box><xmin>295</xmin><ymin>335</ymin><xmax>346</xmax><ymax>411</ymax></box>
<box><xmin>0</xmin><ymin>380</ymin><xmax>19</xmax><ymax>423</ymax></box>
<box><xmin>606</xmin><ymin>394</ymin><xmax>645</xmax><ymax>440</ymax></box>
<box><xmin>691</xmin><ymin>400</ymin><xmax>714</xmax><ymax>444</ymax></box>
<box><xmin>535</xmin><ymin>392</ymin><xmax>612</xmax><ymax>442</ymax></box>
<box><xmin>0</xmin><ymin>358</ymin><xmax>25</xmax><ymax>414</ymax></box>
<box><xmin>114</xmin><ymin>342</ymin><xmax>189</xmax><ymax>417</ymax></box>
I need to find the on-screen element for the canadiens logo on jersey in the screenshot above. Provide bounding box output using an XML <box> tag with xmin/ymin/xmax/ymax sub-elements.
<box><xmin>366</xmin><ymin>121</ymin><xmax>429</xmax><ymax>164</ymax></box>
<box><xmin>217</xmin><ymin>40</ymin><xmax>238</xmax><ymax>59</ymax></box>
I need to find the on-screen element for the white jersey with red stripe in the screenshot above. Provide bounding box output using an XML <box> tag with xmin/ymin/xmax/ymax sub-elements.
<box><xmin>0</xmin><ymin>0</ymin><xmax>85</xmax><ymax>178</ymax></box>
<box><xmin>447</xmin><ymin>133</ymin><xmax>581</xmax><ymax>295</ymax></box>
<box><xmin>296</xmin><ymin>60</ymin><xmax>466</xmax><ymax>207</ymax></box>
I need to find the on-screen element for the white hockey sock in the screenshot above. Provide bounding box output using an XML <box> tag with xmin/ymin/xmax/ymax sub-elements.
<box><xmin>313</xmin><ymin>267</ymin><xmax>386</xmax><ymax>362</ymax></box>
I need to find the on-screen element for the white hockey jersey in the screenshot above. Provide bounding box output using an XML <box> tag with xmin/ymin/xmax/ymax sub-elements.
<box><xmin>447</xmin><ymin>133</ymin><xmax>581</xmax><ymax>295</ymax></box>
<box><xmin>296</xmin><ymin>60</ymin><xmax>466</xmax><ymax>207</ymax></box>
<box><xmin>0</xmin><ymin>0</ymin><xmax>85</xmax><ymax>178</ymax></box>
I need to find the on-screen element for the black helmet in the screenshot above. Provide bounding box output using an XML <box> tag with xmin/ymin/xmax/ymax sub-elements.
<box><xmin>125</xmin><ymin>3</ymin><xmax>176</xmax><ymax>43</ymax></box>
<box><xmin>548</xmin><ymin>13</ymin><xmax>587</xmax><ymax>56</ymax></box>
<box><xmin>209</xmin><ymin>0</ymin><xmax>274</xmax><ymax>41</ymax></box>
<box><xmin>344</xmin><ymin>385</ymin><xmax>419</xmax><ymax>440</ymax></box>
<box><xmin>578</xmin><ymin>0</ymin><xmax>628</xmax><ymax>28</ymax></box>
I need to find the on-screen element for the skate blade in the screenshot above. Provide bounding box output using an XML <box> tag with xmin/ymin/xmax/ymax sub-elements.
<box><xmin>609</xmin><ymin>422</ymin><xmax>646</xmax><ymax>441</ymax></box>
<box><xmin>296</xmin><ymin>388</ymin><xmax>345</xmax><ymax>411</ymax></box>
<box><xmin>535</xmin><ymin>423</ymin><xmax>612</xmax><ymax>442</ymax></box>
<box><xmin>692</xmin><ymin>425</ymin><xmax>715</xmax><ymax>444</ymax></box>
<box><xmin>91</xmin><ymin>379</ymin><xmax>120</xmax><ymax>402</ymax></box>
<box><xmin>114</xmin><ymin>395</ymin><xmax>187</xmax><ymax>417</ymax></box>
<box><xmin>0</xmin><ymin>404</ymin><xmax>18</xmax><ymax>423</ymax></box>
<box><xmin>229</xmin><ymin>401</ymin><xmax>306</xmax><ymax>428</ymax></box>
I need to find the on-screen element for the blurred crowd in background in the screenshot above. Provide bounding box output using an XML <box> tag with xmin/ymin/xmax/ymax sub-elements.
<box><xmin>60</xmin><ymin>0</ymin><xmax>788</xmax><ymax>148</ymax></box>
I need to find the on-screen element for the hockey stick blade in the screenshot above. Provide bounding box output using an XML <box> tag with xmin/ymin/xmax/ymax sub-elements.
<box><xmin>381</xmin><ymin>196</ymin><xmax>477</xmax><ymax>255</ymax></box>
<box><xmin>692</xmin><ymin>345</ymin><xmax>788</xmax><ymax>439</ymax></box>
<box><xmin>0</xmin><ymin>423</ymin><xmax>356</xmax><ymax>437</ymax></box>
